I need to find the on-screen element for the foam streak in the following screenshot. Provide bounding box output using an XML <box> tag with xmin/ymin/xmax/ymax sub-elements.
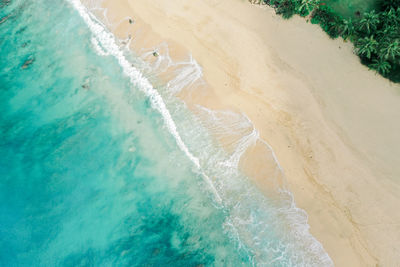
<box><xmin>68</xmin><ymin>0</ymin><xmax>222</xmax><ymax>203</ymax></box>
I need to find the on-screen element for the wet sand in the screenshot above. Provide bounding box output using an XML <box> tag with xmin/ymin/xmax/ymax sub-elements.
<box><xmin>85</xmin><ymin>0</ymin><xmax>400</xmax><ymax>265</ymax></box>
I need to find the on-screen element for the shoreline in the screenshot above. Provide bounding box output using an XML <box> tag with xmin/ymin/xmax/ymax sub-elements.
<box><xmin>87</xmin><ymin>0</ymin><xmax>400</xmax><ymax>265</ymax></box>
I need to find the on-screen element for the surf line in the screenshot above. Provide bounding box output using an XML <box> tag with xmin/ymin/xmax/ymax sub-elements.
<box><xmin>67</xmin><ymin>2</ymin><xmax>336</xmax><ymax>265</ymax></box>
<box><xmin>68</xmin><ymin>0</ymin><xmax>222</xmax><ymax>203</ymax></box>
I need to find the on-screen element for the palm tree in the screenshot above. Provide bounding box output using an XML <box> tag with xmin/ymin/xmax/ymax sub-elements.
<box><xmin>356</xmin><ymin>36</ymin><xmax>378</xmax><ymax>59</ymax></box>
<box><xmin>298</xmin><ymin>0</ymin><xmax>319</xmax><ymax>16</ymax></box>
<box><xmin>370</xmin><ymin>58</ymin><xmax>392</xmax><ymax>75</ymax></box>
<box><xmin>273</xmin><ymin>0</ymin><xmax>297</xmax><ymax>19</ymax></box>
<box><xmin>379</xmin><ymin>24</ymin><xmax>397</xmax><ymax>39</ymax></box>
<box><xmin>379</xmin><ymin>0</ymin><xmax>400</xmax><ymax>11</ymax></box>
<box><xmin>358</xmin><ymin>11</ymin><xmax>380</xmax><ymax>34</ymax></box>
<box><xmin>328</xmin><ymin>18</ymin><xmax>343</xmax><ymax>38</ymax></box>
<box><xmin>341</xmin><ymin>18</ymin><xmax>355</xmax><ymax>40</ymax></box>
<box><xmin>380</xmin><ymin>7</ymin><xmax>399</xmax><ymax>27</ymax></box>
<box><xmin>379</xmin><ymin>39</ymin><xmax>400</xmax><ymax>59</ymax></box>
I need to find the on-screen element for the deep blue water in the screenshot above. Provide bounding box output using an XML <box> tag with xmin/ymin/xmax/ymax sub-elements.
<box><xmin>0</xmin><ymin>0</ymin><xmax>333</xmax><ymax>266</ymax></box>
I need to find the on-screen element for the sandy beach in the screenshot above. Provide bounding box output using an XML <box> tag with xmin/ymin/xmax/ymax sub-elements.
<box><xmin>88</xmin><ymin>0</ymin><xmax>400</xmax><ymax>265</ymax></box>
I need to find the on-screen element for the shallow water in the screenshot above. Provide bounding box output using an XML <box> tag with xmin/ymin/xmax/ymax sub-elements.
<box><xmin>0</xmin><ymin>0</ymin><xmax>332</xmax><ymax>266</ymax></box>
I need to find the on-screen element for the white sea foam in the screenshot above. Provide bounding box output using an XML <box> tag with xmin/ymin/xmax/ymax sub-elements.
<box><xmin>91</xmin><ymin>37</ymin><xmax>109</xmax><ymax>56</ymax></box>
<box><xmin>68</xmin><ymin>0</ymin><xmax>223</xmax><ymax>204</ymax></box>
<box><xmin>137</xmin><ymin>42</ymin><xmax>204</xmax><ymax>94</ymax></box>
<box><xmin>69</xmin><ymin>0</ymin><xmax>334</xmax><ymax>265</ymax></box>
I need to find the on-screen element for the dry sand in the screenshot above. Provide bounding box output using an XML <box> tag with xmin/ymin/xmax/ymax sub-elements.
<box><xmin>87</xmin><ymin>0</ymin><xmax>400</xmax><ymax>265</ymax></box>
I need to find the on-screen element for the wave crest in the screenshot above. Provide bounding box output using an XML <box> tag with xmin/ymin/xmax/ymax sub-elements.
<box><xmin>69</xmin><ymin>0</ymin><xmax>333</xmax><ymax>265</ymax></box>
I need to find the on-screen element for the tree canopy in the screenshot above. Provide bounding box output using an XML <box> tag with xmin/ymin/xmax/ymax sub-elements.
<box><xmin>259</xmin><ymin>0</ymin><xmax>400</xmax><ymax>82</ymax></box>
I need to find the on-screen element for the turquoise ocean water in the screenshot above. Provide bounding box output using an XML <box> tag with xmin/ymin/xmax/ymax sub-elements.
<box><xmin>0</xmin><ymin>0</ymin><xmax>333</xmax><ymax>266</ymax></box>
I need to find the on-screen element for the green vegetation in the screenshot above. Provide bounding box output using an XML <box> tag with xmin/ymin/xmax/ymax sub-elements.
<box><xmin>260</xmin><ymin>0</ymin><xmax>400</xmax><ymax>82</ymax></box>
<box><xmin>323</xmin><ymin>0</ymin><xmax>376</xmax><ymax>18</ymax></box>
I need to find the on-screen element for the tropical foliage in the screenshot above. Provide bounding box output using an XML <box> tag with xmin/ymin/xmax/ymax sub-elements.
<box><xmin>256</xmin><ymin>0</ymin><xmax>400</xmax><ymax>82</ymax></box>
<box><xmin>356</xmin><ymin>36</ymin><xmax>379</xmax><ymax>59</ymax></box>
